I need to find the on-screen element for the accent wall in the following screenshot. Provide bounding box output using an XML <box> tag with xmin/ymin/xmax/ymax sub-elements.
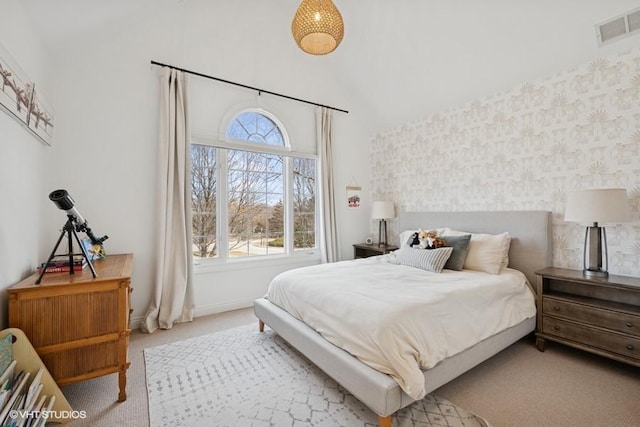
<box><xmin>372</xmin><ymin>47</ymin><xmax>640</xmax><ymax>277</ymax></box>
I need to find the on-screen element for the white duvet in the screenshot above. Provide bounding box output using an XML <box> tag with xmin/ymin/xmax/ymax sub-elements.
<box><xmin>265</xmin><ymin>254</ymin><xmax>536</xmax><ymax>400</ymax></box>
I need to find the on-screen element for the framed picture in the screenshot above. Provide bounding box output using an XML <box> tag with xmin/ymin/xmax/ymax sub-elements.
<box><xmin>346</xmin><ymin>185</ymin><xmax>361</xmax><ymax>208</ymax></box>
<box><xmin>0</xmin><ymin>42</ymin><xmax>54</xmax><ymax>145</ymax></box>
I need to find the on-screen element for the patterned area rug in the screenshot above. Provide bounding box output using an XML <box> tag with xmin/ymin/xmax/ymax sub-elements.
<box><xmin>144</xmin><ymin>324</ymin><xmax>489</xmax><ymax>427</ymax></box>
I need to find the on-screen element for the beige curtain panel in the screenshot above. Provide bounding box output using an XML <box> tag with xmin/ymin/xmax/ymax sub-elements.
<box><xmin>142</xmin><ymin>68</ymin><xmax>195</xmax><ymax>333</ymax></box>
<box><xmin>317</xmin><ymin>107</ymin><xmax>339</xmax><ymax>263</ymax></box>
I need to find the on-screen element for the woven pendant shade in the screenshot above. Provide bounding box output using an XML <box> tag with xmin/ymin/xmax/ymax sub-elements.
<box><xmin>291</xmin><ymin>0</ymin><xmax>344</xmax><ymax>55</ymax></box>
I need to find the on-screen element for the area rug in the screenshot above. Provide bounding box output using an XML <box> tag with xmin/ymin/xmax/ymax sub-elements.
<box><xmin>144</xmin><ymin>324</ymin><xmax>489</xmax><ymax>427</ymax></box>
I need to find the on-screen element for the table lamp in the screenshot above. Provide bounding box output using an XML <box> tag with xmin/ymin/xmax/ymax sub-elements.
<box><xmin>371</xmin><ymin>201</ymin><xmax>395</xmax><ymax>246</ymax></box>
<box><xmin>564</xmin><ymin>188</ymin><xmax>629</xmax><ymax>277</ymax></box>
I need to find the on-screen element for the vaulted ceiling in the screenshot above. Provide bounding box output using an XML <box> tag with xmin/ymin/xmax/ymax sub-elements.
<box><xmin>20</xmin><ymin>0</ymin><xmax>640</xmax><ymax>133</ymax></box>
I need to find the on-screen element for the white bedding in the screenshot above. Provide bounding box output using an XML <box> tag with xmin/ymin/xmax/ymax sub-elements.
<box><xmin>265</xmin><ymin>254</ymin><xmax>536</xmax><ymax>400</ymax></box>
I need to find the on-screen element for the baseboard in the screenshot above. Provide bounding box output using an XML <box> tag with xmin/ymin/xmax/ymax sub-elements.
<box><xmin>129</xmin><ymin>298</ymin><xmax>255</xmax><ymax>331</ymax></box>
<box><xmin>193</xmin><ymin>298</ymin><xmax>255</xmax><ymax>318</ymax></box>
<box><xmin>130</xmin><ymin>316</ymin><xmax>145</xmax><ymax>331</ymax></box>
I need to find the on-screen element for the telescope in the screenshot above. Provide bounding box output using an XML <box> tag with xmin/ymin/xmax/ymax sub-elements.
<box><xmin>36</xmin><ymin>189</ymin><xmax>108</xmax><ymax>284</ymax></box>
<box><xmin>49</xmin><ymin>189</ymin><xmax>108</xmax><ymax>245</ymax></box>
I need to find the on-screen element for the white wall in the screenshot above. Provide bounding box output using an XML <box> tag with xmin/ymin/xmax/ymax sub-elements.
<box><xmin>372</xmin><ymin>46</ymin><xmax>640</xmax><ymax>277</ymax></box>
<box><xmin>0</xmin><ymin>0</ymin><xmax>52</xmax><ymax>327</ymax></box>
<box><xmin>45</xmin><ymin>1</ymin><xmax>370</xmax><ymax>327</ymax></box>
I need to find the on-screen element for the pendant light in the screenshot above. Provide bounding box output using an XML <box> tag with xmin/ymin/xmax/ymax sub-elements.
<box><xmin>291</xmin><ymin>0</ymin><xmax>344</xmax><ymax>55</ymax></box>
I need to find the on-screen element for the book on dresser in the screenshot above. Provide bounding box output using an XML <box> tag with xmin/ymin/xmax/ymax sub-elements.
<box><xmin>37</xmin><ymin>255</ymin><xmax>87</xmax><ymax>273</ymax></box>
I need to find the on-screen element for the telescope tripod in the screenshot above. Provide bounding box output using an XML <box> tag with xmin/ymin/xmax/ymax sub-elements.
<box><xmin>36</xmin><ymin>215</ymin><xmax>98</xmax><ymax>284</ymax></box>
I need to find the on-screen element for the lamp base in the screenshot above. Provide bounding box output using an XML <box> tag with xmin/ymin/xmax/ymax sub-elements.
<box><xmin>582</xmin><ymin>224</ymin><xmax>608</xmax><ymax>278</ymax></box>
<box><xmin>377</xmin><ymin>219</ymin><xmax>388</xmax><ymax>246</ymax></box>
<box><xmin>583</xmin><ymin>269</ymin><xmax>609</xmax><ymax>278</ymax></box>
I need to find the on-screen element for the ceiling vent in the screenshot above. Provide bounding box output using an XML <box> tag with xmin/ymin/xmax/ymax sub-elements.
<box><xmin>596</xmin><ymin>7</ymin><xmax>640</xmax><ymax>46</ymax></box>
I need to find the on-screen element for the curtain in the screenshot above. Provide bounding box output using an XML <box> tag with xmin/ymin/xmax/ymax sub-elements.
<box><xmin>316</xmin><ymin>107</ymin><xmax>340</xmax><ymax>263</ymax></box>
<box><xmin>141</xmin><ymin>68</ymin><xmax>194</xmax><ymax>333</ymax></box>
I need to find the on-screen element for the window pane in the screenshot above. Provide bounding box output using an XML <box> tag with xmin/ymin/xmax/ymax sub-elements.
<box><xmin>228</xmin><ymin>150</ymin><xmax>247</xmax><ymax>171</ymax></box>
<box><xmin>191</xmin><ymin>144</ymin><xmax>217</xmax><ymax>258</ymax></box>
<box><xmin>227</xmin><ymin>120</ymin><xmax>250</xmax><ymax>140</ymax></box>
<box><xmin>225</xmin><ymin>111</ymin><xmax>284</xmax><ymax>147</ymax></box>
<box><xmin>227</xmin><ymin>150</ymin><xmax>284</xmax><ymax>258</ymax></box>
<box><xmin>266</xmin><ymin>156</ymin><xmax>283</xmax><ymax>174</ymax></box>
<box><xmin>293</xmin><ymin>157</ymin><xmax>316</xmax><ymax>250</ymax></box>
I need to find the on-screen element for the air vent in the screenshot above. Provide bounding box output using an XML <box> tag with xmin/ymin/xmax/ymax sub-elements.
<box><xmin>628</xmin><ymin>9</ymin><xmax>640</xmax><ymax>32</ymax></box>
<box><xmin>596</xmin><ymin>6</ymin><xmax>640</xmax><ymax>46</ymax></box>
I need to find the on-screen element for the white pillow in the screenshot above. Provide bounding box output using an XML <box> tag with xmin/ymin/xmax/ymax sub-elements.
<box><xmin>393</xmin><ymin>246</ymin><xmax>453</xmax><ymax>273</ymax></box>
<box><xmin>441</xmin><ymin>228</ymin><xmax>511</xmax><ymax>274</ymax></box>
<box><xmin>398</xmin><ymin>228</ymin><xmax>447</xmax><ymax>248</ymax></box>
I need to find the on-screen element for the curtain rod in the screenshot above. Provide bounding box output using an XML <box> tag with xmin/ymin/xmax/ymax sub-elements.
<box><xmin>150</xmin><ymin>60</ymin><xmax>349</xmax><ymax>114</ymax></box>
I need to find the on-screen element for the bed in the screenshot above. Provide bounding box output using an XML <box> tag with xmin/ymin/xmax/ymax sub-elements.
<box><xmin>254</xmin><ymin>210</ymin><xmax>551</xmax><ymax>426</ymax></box>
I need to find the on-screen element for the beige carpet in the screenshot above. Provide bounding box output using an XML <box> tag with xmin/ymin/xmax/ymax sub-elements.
<box><xmin>60</xmin><ymin>308</ymin><xmax>640</xmax><ymax>426</ymax></box>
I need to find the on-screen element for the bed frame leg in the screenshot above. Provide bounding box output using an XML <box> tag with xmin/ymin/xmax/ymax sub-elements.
<box><xmin>258</xmin><ymin>320</ymin><xmax>264</xmax><ymax>332</ymax></box>
<box><xmin>379</xmin><ymin>415</ymin><xmax>392</xmax><ymax>427</ymax></box>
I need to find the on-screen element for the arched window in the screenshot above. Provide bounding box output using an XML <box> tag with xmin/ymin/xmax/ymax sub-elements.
<box><xmin>226</xmin><ymin>111</ymin><xmax>286</xmax><ymax>147</ymax></box>
<box><xmin>191</xmin><ymin>109</ymin><xmax>316</xmax><ymax>262</ymax></box>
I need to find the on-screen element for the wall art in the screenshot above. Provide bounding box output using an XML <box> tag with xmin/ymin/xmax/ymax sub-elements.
<box><xmin>346</xmin><ymin>185</ymin><xmax>361</xmax><ymax>208</ymax></box>
<box><xmin>0</xmin><ymin>42</ymin><xmax>54</xmax><ymax>145</ymax></box>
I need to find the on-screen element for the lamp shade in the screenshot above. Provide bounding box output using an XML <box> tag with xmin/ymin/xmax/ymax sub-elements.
<box><xmin>371</xmin><ymin>201</ymin><xmax>395</xmax><ymax>219</ymax></box>
<box><xmin>565</xmin><ymin>188</ymin><xmax>630</xmax><ymax>224</ymax></box>
<box><xmin>291</xmin><ymin>0</ymin><xmax>344</xmax><ymax>55</ymax></box>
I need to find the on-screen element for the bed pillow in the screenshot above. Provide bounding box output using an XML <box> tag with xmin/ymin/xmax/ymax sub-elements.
<box><xmin>393</xmin><ymin>246</ymin><xmax>453</xmax><ymax>273</ymax></box>
<box><xmin>441</xmin><ymin>229</ymin><xmax>510</xmax><ymax>274</ymax></box>
<box><xmin>441</xmin><ymin>234</ymin><xmax>472</xmax><ymax>271</ymax></box>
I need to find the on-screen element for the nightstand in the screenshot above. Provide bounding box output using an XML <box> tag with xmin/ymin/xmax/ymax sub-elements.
<box><xmin>535</xmin><ymin>267</ymin><xmax>640</xmax><ymax>367</ymax></box>
<box><xmin>353</xmin><ymin>243</ymin><xmax>398</xmax><ymax>259</ymax></box>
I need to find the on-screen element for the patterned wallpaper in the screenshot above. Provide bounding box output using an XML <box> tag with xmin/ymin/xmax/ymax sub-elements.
<box><xmin>371</xmin><ymin>47</ymin><xmax>640</xmax><ymax>277</ymax></box>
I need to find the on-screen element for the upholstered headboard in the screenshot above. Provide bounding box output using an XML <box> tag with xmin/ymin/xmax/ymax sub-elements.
<box><xmin>398</xmin><ymin>211</ymin><xmax>552</xmax><ymax>286</ymax></box>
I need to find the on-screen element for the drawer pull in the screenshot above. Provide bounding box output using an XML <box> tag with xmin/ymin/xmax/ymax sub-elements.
<box><xmin>553</xmin><ymin>306</ymin><xmax>561</xmax><ymax>311</ymax></box>
<box><xmin>554</xmin><ymin>325</ymin><xmax>560</xmax><ymax>331</ymax></box>
<box><xmin>626</xmin><ymin>321</ymin><xmax>633</xmax><ymax>328</ymax></box>
<box><xmin>627</xmin><ymin>344</ymin><xmax>634</xmax><ymax>351</ymax></box>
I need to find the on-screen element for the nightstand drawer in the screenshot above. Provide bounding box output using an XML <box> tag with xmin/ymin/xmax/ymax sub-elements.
<box><xmin>543</xmin><ymin>296</ymin><xmax>640</xmax><ymax>337</ymax></box>
<box><xmin>543</xmin><ymin>317</ymin><xmax>640</xmax><ymax>360</ymax></box>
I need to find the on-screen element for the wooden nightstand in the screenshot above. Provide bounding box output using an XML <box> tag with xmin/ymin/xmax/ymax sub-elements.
<box><xmin>535</xmin><ymin>267</ymin><xmax>640</xmax><ymax>367</ymax></box>
<box><xmin>353</xmin><ymin>243</ymin><xmax>398</xmax><ymax>259</ymax></box>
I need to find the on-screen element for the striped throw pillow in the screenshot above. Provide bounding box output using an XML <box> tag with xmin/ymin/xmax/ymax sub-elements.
<box><xmin>394</xmin><ymin>246</ymin><xmax>453</xmax><ymax>273</ymax></box>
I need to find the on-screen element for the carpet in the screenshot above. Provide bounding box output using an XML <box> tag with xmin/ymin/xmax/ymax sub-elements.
<box><xmin>144</xmin><ymin>324</ymin><xmax>490</xmax><ymax>427</ymax></box>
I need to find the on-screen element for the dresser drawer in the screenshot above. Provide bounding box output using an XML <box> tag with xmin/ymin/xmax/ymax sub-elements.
<box><xmin>543</xmin><ymin>296</ymin><xmax>640</xmax><ymax>337</ymax></box>
<box><xmin>543</xmin><ymin>317</ymin><xmax>640</xmax><ymax>360</ymax></box>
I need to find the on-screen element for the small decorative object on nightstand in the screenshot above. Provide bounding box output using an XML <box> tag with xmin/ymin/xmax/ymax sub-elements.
<box><xmin>353</xmin><ymin>243</ymin><xmax>398</xmax><ymax>259</ymax></box>
<box><xmin>535</xmin><ymin>267</ymin><xmax>640</xmax><ymax>367</ymax></box>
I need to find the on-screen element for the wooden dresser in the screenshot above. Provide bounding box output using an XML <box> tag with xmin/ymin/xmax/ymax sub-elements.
<box><xmin>8</xmin><ymin>253</ymin><xmax>133</xmax><ymax>402</ymax></box>
<box><xmin>535</xmin><ymin>267</ymin><xmax>640</xmax><ymax>367</ymax></box>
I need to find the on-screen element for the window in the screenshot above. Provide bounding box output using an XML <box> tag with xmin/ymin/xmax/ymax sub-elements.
<box><xmin>191</xmin><ymin>110</ymin><xmax>317</xmax><ymax>262</ymax></box>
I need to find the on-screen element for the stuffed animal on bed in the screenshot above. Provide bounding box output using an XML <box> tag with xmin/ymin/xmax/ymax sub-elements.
<box><xmin>408</xmin><ymin>232</ymin><xmax>420</xmax><ymax>247</ymax></box>
<box><xmin>409</xmin><ymin>229</ymin><xmax>447</xmax><ymax>249</ymax></box>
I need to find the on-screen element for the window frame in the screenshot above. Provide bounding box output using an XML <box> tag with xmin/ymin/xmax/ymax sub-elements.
<box><xmin>191</xmin><ymin>108</ymin><xmax>320</xmax><ymax>270</ymax></box>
